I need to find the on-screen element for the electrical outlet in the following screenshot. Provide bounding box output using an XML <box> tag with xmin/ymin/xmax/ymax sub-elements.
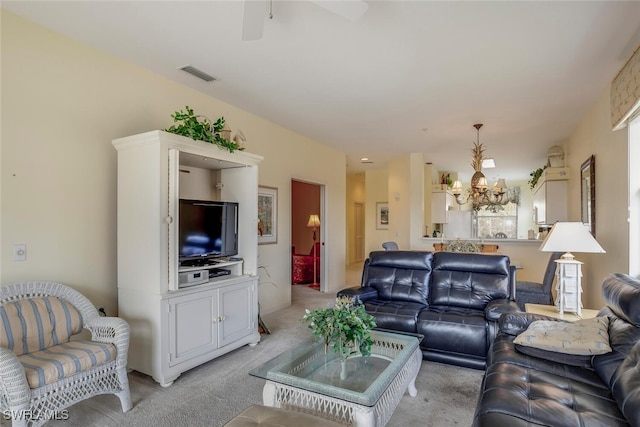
<box><xmin>13</xmin><ymin>244</ymin><xmax>26</xmax><ymax>261</ymax></box>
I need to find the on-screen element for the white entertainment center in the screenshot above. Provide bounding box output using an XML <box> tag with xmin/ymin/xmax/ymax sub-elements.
<box><xmin>112</xmin><ymin>130</ymin><xmax>263</xmax><ymax>386</ymax></box>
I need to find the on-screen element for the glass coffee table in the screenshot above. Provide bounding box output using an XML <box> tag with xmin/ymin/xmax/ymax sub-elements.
<box><xmin>249</xmin><ymin>329</ymin><xmax>422</xmax><ymax>426</ymax></box>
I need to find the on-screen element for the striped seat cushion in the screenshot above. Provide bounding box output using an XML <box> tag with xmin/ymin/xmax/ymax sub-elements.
<box><xmin>0</xmin><ymin>296</ymin><xmax>83</xmax><ymax>356</ymax></box>
<box><xmin>18</xmin><ymin>340</ymin><xmax>117</xmax><ymax>388</ymax></box>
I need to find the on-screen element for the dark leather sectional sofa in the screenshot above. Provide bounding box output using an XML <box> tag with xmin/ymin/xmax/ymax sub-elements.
<box><xmin>339</xmin><ymin>250</ymin><xmax>640</xmax><ymax>426</ymax></box>
<box><xmin>473</xmin><ymin>272</ymin><xmax>640</xmax><ymax>426</ymax></box>
<box><xmin>338</xmin><ymin>250</ymin><xmax>519</xmax><ymax>369</ymax></box>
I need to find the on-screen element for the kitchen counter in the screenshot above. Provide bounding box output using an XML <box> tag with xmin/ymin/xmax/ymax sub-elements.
<box><xmin>415</xmin><ymin>238</ymin><xmax>547</xmax><ymax>281</ymax></box>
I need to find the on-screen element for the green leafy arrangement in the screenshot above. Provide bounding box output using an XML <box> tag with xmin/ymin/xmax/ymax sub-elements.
<box><xmin>165</xmin><ymin>106</ymin><xmax>244</xmax><ymax>152</ymax></box>
<box><xmin>444</xmin><ymin>239</ymin><xmax>480</xmax><ymax>253</ymax></box>
<box><xmin>303</xmin><ymin>296</ymin><xmax>377</xmax><ymax>359</ymax></box>
<box><xmin>528</xmin><ymin>165</ymin><xmax>547</xmax><ymax>189</ymax></box>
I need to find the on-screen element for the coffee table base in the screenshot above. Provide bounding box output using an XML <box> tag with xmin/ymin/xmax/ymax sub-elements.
<box><xmin>262</xmin><ymin>347</ymin><xmax>422</xmax><ymax>426</ymax></box>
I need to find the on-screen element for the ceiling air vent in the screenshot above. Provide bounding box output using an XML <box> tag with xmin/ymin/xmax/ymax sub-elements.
<box><xmin>179</xmin><ymin>65</ymin><xmax>216</xmax><ymax>82</ymax></box>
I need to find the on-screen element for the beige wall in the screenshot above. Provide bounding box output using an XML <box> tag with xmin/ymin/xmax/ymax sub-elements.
<box><xmin>364</xmin><ymin>169</ymin><xmax>389</xmax><ymax>255</ymax></box>
<box><xmin>1</xmin><ymin>11</ymin><xmax>346</xmax><ymax>315</ymax></box>
<box><xmin>388</xmin><ymin>156</ymin><xmax>412</xmax><ymax>249</ymax></box>
<box><xmin>564</xmin><ymin>85</ymin><xmax>629</xmax><ymax>308</ymax></box>
<box><xmin>346</xmin><ymin>172</ymin><xmax>365</xmax><ymax>264</ymax></box>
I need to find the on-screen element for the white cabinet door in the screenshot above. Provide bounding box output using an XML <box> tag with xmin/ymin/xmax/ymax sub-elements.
<box><xmin>168</xmin><ymin>291</ymin><xmax>218</xmax><ymax>367</ymax></box>
<box><xmin>534</xmin><ymin>181</ymin><xmax>567</xmax><ymax>225</ymax></box>
<box><xmin>219</xmin><ymin>280</ymin><xmax>255</xmax><ymax>347</ymax></box>
<box><xmin>432</xmin><ymin>191</ymin><xmax>453</xmax><ymax>224</ymax></box>
<box><xmin>533</xmin><ymin>183</ymin><xmax>547</xmax><ymax>224</ymax></box>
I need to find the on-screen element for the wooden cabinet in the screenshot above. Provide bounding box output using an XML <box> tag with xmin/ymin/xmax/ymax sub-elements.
<box><xmin>533</xmin><ymin>178</ymin><xmax>568</xmax><ymax>225</ymax></box>
<box><xmin>113</xmin><ymin>131</ymin><xmax>263</xmax><ymax>386</ymax></box>
<box><xmin>431</xmin><ymin>190</ymin><xmax>454</xmax><ymax>224</ymax></box>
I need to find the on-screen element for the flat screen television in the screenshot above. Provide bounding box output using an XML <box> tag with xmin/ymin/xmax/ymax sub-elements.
<box><xmin>178</xmin><ymin>199</ymin><xmax>238</xmax><ymax>265</ymax></box>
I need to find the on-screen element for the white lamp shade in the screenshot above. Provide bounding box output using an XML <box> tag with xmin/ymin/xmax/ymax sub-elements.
<box><xmin>476</xmin><ymin>177</ymin><xmax>488</xmax><ymax>189</ymax></box>
<box><xmin>539</xmin><ymin>222</ymin><xmax>605</xmax><ymax>254</ymax></box>
<box><xmin>494</xmin><ymin>178</ymin><xmax>507</xmax><ymax>190</ymax></box>
<box><xmin>452</xmin><ymin>180</ymin><xmax>463</xmax><ymax>195</ymax></box>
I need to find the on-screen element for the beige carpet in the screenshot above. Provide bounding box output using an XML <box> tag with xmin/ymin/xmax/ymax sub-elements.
<box><xmin>35</xmin><ymin>284</ymin><xmax>483</xmax><ymax>427</ymax></box>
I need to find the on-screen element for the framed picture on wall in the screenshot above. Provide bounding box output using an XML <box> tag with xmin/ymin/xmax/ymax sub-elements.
<box><xmin>376</xmin><ymin>202</ymin><xmax>389</xmax><ymax>230</ymax></box>
<box><xmin>258</xmin><ymin>186</ymin><xmax>278</xmax><ymax>244</ymax></box>
<box><xmin>581</xmin><ymin>155</ymin><xmax>596</xmax><ymax>236</ymax></box>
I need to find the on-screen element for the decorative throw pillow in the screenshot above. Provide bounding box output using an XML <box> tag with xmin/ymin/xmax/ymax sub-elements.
<box><xmin>513</xmin><ymin>316</ymin><xmax>611</xmax><ymax>355</ymax></box>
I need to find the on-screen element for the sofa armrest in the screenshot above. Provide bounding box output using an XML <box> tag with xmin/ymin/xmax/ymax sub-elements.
<box><xmin>497</xmin><ymin>311</ymin><xmax>561</xmax><ymax>336</ymax></box>
<box><xmin>337</xmin><ymin>286</ymin><xmax>378</xmax><ymax>302</ymax></box>
<box><xmin>484</xmin><ymin>299</ymin><xmax>520</xmax><ymax>322</ymax></box>
<box><xmin>85</xmin><ymin>316</ymin><xmax>131</xmax><ymax>367</ymax></box>
<box><xmin>0</xmin><ymin>346</ymin><xmax>31</xmax><ymax>409</ymax></box>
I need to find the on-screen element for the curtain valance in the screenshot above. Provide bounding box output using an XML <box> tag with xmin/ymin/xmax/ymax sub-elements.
<box><xmin>611</xmin><ymin>45</ymin><xmax>640</xmax><ymax>130</ymax></box>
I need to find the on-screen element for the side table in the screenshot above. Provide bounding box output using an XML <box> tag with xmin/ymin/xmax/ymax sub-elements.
<box><xmin>525</xmin><ymin>303</ymin><xmax>599</xmax><ymax>322</ymax></box>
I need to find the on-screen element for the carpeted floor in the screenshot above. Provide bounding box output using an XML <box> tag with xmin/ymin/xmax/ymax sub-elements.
<box><xmin>33</xmin><ymin>284</ymin><xmax>483</xmax><ymax>427</ymax></box>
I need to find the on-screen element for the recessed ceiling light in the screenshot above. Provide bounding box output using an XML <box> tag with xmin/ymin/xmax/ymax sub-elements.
<box><xmin>360</xmin><ymin>157</ymin><xmax>373</xmax><ymax>163</ymax></box>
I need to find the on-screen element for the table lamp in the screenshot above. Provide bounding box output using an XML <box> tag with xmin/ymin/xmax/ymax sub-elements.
<box><xmin>306</xmin><ymin>214</ymin><xmax>321</xmax><ymax>288</ymax></box>
<box><xmin>539</xmin><ymin>222</ymin><xmax>605</xmax><ymax>314</ymax></box>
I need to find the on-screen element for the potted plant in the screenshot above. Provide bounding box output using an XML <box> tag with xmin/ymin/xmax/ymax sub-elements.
<box><xmin>528</xmin><ymin>165</ymin><xmax>547</xmax><ymax>189</ymax></box>
<box><xmin>165</xmin><ymin>105</ymin><xmax>244</xmax><ymax>153</ymax></box>
<box><xmin>302</xmin><ymin>295</ymin><xmax>377</xmax><ymax>379</ymax></box>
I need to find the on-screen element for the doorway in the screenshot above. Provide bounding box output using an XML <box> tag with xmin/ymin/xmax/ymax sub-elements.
<box><xmin>291</xmin><ymin>180</ymin><xmax>324</xmax><ymax>291</ymax></box>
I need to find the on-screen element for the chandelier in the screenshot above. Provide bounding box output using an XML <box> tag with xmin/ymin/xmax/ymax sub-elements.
<box><xmin>451</xmin><ymin>124</ymin><xmax>519</xmax><ymax>212</ymax></box>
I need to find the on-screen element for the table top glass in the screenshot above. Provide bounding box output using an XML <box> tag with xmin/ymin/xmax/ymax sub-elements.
<box><xmin>249</xmin><ymin>329</ymin><xmax>421</xmax><ymax>406</ymax></box>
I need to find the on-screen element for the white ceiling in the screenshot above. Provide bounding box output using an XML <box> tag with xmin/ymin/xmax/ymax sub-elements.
<box><xmin>4</xmin><ymin>1</ymin><xmax>640</xmax><ymax>182</ymax></box>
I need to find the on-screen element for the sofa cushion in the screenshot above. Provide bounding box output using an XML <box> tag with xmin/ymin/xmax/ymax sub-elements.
<box><xmin>364</xmin><ymin>300</ymin><xmax>426</xmax><ymax>332</ymax></box>
<box><xmin>601</xmin><ymin>273</ymin><xmax>640</xmax><ymax>326</ymax></box>
<box><xmin>608</xmin><ymin>340</ymin><xmax>640</xmax><ymax>426</ymax></box>
<box><xmin>513</xmin><ymin>317</ymin><xmax>611</xmax><ymax>356</ymax></box>
<box><xmin>18</xmin><ymin>340</ymin><xmax>117</xmax><ymax>388</ymax></box>
<box><xmin>0</xmin><ymin>296</ymin><xmax>83</xmax><ymax>356</ymax></box>
<box><xmin>592</xmin><ymin>306</ymin><xmax>640</xmax><ymax>388</ymax></box>
<box><xmin>473</xmin><ymin>361</ymin><xmax>629</xmax><ymax>427</ymax></box>
<box><xmin>431</xmin><ymin>253</ymin><xmax>511</xmax><ymax>310</ymax></box>
<box><xmin>514</xmin><ymin>344</ymin><xmax>594</xmax><ymax>368</ymax></box>
<box><xmin>363</xmin><ymin>251</ymin><xmax>432</xmax><ymax>304</ymax></box>
<box><xmin>417</xmin><ymin>306</ymin><xmax>489</xmax><ymax>358</ymax></box>
<box><xmin>488</xmin><ymin>334</ymin><xmax>610</xmax><ymax>387</ymax></box>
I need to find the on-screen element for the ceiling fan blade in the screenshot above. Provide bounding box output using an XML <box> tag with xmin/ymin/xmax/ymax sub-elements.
<box><xmin>309</xmin><ymin>0</ymin><xmax>368</xmax><ymax>21</ymax></box>
<box><xmin>242</xmin><ymin>0</ymin><xmax>268</xmax><ymax>41</ymax></box>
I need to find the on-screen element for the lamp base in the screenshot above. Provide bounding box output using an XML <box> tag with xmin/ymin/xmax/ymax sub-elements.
<box><xmin>560</xmin><ymin>252</ymin><xmax>575</xmax><ymax>260</ymax></box>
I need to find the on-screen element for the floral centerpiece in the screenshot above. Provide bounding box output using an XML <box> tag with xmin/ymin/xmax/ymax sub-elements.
<box><xmin>302</xmin><ymin>296</ymin><xmax>377</xmax><ymax>362</ymax></box>
<box><xmin>444</xmin><ymin>239</ymin><xmax>480</xmax><ymax>253</ymax></box>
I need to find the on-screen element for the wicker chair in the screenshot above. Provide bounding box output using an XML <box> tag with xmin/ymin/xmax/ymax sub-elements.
<box><xmin>0</xmin><ymin>281</ymin><xmax>132</xmax><ymax>426</ymax></box>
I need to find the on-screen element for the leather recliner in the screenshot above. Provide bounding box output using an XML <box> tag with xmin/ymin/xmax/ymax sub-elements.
<box><xmin>473</xmin><ymin>273</ymin><xmax>640</xmax><ymax>426</ymax></box>
<box><xmin>338</xmin><ymin>250</ymin><xmax>519</xmax><ymax>369</ymax></box>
